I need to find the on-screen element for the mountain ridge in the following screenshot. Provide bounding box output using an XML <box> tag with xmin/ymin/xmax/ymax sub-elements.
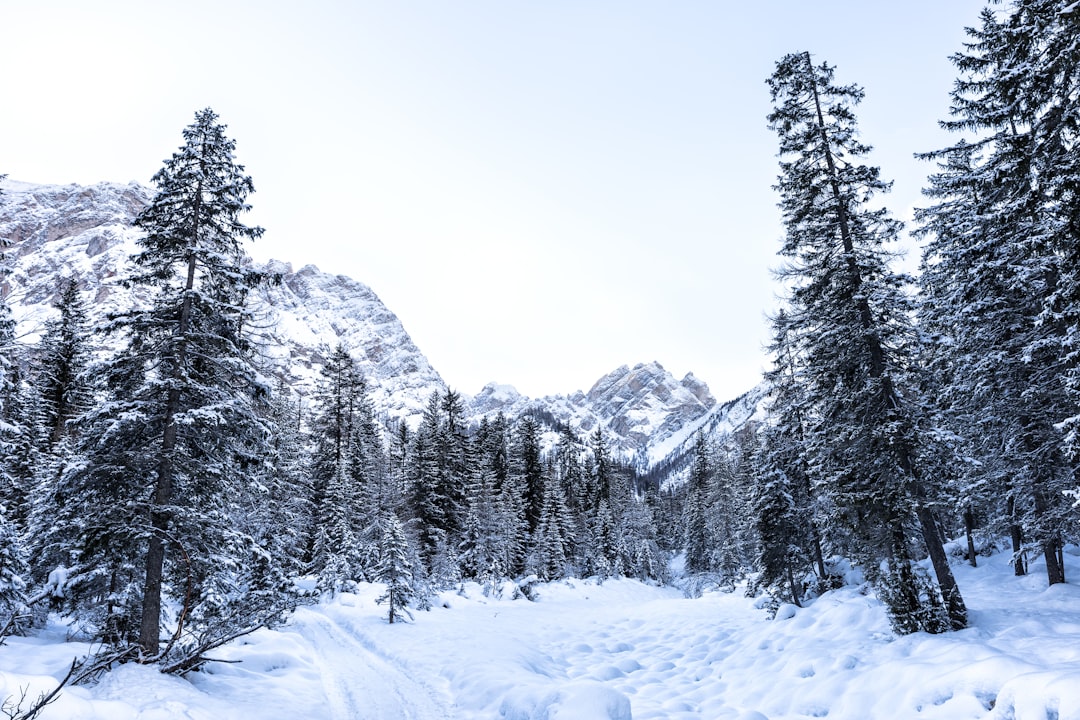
<box><xmin>0</xmin><ymin>179</ymin><xmax>760</xmax><ymax>468</ymax></box>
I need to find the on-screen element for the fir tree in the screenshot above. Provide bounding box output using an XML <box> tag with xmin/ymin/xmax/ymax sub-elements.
<box><xmin>307</xmin><ymin>345</ymin><xmax>379</xmax><ymax>591</ymax></box>
<box><xmin>754</xmin><ymin>309</ymin><xmax>829</xmax><ymax>599</ymax></box>
<box><xmin>511</xmin><ymin>415</ymin><xmax>545</xmax><ymax>533</ymax></box>
<box><xmin>35</xmin><ymin>277</ymin><xmax>93</xmax><ymax>448</ymax></box>
<box><xmin>374</xmin><ymin>511</ymin><xmax>416</xmax><ymax>624</ymax></box>
<box><xmin>767</xmin><ymin>53</ymin><xmax>965</xmax><ymax>632</ymax></box>
<box><xmin>61</xmin><ymin>109</ymin><xmax>275</xmax><ymax>657</ymax></box>
<box><xmin>917</xmin><ymin>1</ymin><xmax>1080</xmax><ymax>586</ymax></box>
<box><xmin>530</xmin><ymin>469</ymin><xmax>575</xmax><ymax>581</ymax></box>
<box><xmin>683</xmin><ymin>433</ymin><xmax>712</xmax><ymax>575</ymax></box>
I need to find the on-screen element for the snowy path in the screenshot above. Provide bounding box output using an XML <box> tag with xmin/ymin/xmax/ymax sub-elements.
<box><xmin>291</xmin><ymin>606</ymin><xmax>453</xmax><ymax>720</ymax></box>
<box><xmin>6</xmin><ymin>548</ymin><xmax>1080</xmax><ymax>720</ymax></box>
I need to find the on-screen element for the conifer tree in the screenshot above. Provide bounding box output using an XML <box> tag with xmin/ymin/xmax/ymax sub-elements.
<box><xmin>683</xmin><ymin>433</ymin><xmax>712</xmax><ymax>575</ymax></box>
<box><xmin>408</xmin><ymin>392</ymin><xmax>448</xmax><ymax>570</ymax></box>
<box><xmin>61</xmin><ymin>109</ymin><xmax>274</xmax><ymax>656</ymax></box>
<box><xmin>374</xmin><ymin>511</ymin><xmax>416</xmax><ymax>624</ymax></box>
<box><xmin>527</xmin><ymin>467</ymin><xmax>575</xmax><ymax>581</ymax></box>
<box><xmin>917</xmin><ymin>1</ymin><xmax>1079</xmax><ymax>585</ymax></box>
<box><xmin>511</xmin><ymin>415</ymin><xmax>545</xmax><ymax>533</ymax></box>
<box><xmin>254</xmin><ymin>378</ymin><xmax>311</xmax><ymax>577</ymax></box>
<box><xmin>619</xmin><ymin>496</ymin><xmax>666</xmax><ymax>583</ymax></box>
<box><xmin>767</xmin><ymin>53</ymin><xmax>965</xmax><ymax>632</ymax></box>
<box><xmin>307</xmin><ymin>345</ymin><xmax>375</xmax><ymax>591</ymax></box>
<box><xmin>0</xmin><ymin>191</ymin><xmax>32</xmax><ymax>623</ymax></box>
<box><xmin>753</xmin><ymin>309</ymin><xmax>829</xmax><ymax>598</ymax></box>
<box><xmin>459</xmin><ymin>461</ymin><xmax>508</xmax><ymax>586</ymax></box>
<box><xmin>36</xmin><ymin>278</ymin><xmax>93</xmax><ymax>448</ymax></box>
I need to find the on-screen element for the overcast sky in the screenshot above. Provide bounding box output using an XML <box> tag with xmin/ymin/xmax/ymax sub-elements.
<box><xmin>2</xmin><ymin>1</ymin><xmax>987</xmax><ymax>401</ymax></box>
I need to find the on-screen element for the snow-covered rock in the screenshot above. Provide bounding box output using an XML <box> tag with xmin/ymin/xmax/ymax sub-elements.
<box><xmin>0</xmin><ymin>179</ymin><xmax>757</xmax><ymax>469</ymax></box>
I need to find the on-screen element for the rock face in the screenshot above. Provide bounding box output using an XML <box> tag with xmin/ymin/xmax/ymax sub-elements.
<box><xmin>0</xmin><ymin>180</ymin><xmax>446</xmax><ymax>424</ymax></box>
<box><xmin>586</xmin><ymin>363</ymin><xmax>716</xmax><ymax>458</ymax></box>
<box><xmin>252</xmin><ymin>260</ymin><xmax>446</xmax><ymax>423</ymax></box>
<box><xmin>0</xmin><ymin>179</ymin><xmax>752</xmax><ymax>470</ymax></box>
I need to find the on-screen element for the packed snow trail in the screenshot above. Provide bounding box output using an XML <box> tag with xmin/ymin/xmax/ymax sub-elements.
<box><xmin>290</xmin><ymin>606</ymin><xmax>453</xmax><ymax>720</ymax></box>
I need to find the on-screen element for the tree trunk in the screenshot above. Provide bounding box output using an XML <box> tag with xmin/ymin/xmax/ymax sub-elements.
<box><xmin>1044</xmin><ymin>538</ymin><xmax>1065</xmax><ymax>586</ymax></box>
<box><xmin>139</xmin><ymin>387</ymin><xmax>181</xmax><ymax>656</ymax></box>
<box><xmin>964</xmin><ymin>507</ymin><xmax>977</xmax><ymax>568</ymax></box>
<box><xmin>915</xmin><ymin>504</ymin><xmax>967</xmax><ymax>630</ymax></box>
<box><xmin>1007</xmin><ymin>495</ymin><xmax>1026</xmax><ymax>576</ymax></box>
<box><xmin>787</xmin><ymin>560</ymin><xmax>802</xmax><ymax>608</ymax></box>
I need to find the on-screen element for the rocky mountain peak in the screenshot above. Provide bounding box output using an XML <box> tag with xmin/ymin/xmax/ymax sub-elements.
<box><xmin>1</xmin><ymin>179</ymin><xmax>753</xmax><ymax>470</ymax></box>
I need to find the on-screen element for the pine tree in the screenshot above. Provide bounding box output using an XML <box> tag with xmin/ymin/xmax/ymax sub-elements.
<box><xmin>619</xmin><ymin>496</ymin><xmax>666</xmax><ymax>583</ymax></box>
<box><xmin>705</xmin><ymin>445</ymin><xmax>754</xmax><ymax>591</ymax></box>
<box><xmin>35</xmin><ymin>278</ymin><xmax>93</xmax><ymax>448</ymax></box>
<box><xmin>917</xmin><ymin>1</ymin><xmax>1080</xmax><ymax>586</ymax></box>
<box><xmin>407</xmin><ymin>389</ymin><xmax>470</xmax><ymax>583</ymax></box>
<box><xmin>374</xmin><ymin>511</ymin><xmax>416</xmax><ymax>624</ymax></box>
<box><xmin>753</xmin><ymin>309</ymin><xmax>829</xmax><ymax>599</ymax></box>
<box><xmin>253</xmin><ymin>378</ymin><xmax>311</xmax><ymax>578</ymax></box>
<box><xmin>61</xmin><ymin>109</ymin><xmax>274</xmax><ymax>657</ymax></box>
<box><xmin>683</xmin><ymin>433</ymin><xmax>712</xmax><ymax>575</ymax></box>
<box><xmin>511</xmin><ymin>415</ymin><xmax>545</xmax><ymax>533</ymax></box>
<box><xmin>767</xmin><ymin>53</ymin><xmax>965</xmax><ymax>632</ymax></box>
<box><xmin>527</xmin><ymin>467</ymin><xmax>575</xmax><ymax>581</ymax></box>
<box><xmin>307</xmin><ymin>345</ymin><xmax>376</xmax><ymax>592</ymax></box>
<box><xmin>408</xmin><ymin>392</ymin><xmax>448</xmax><ymax>571</ymax></box>
<box><xmin>589</xmin><ymin>427</ymin><xmax>613</xmax><ymax>510</ymax></box>
<box><xmin>459</xmin><ymin>460</ymin><xmax>508</xmax><ymax>587</ymax></box>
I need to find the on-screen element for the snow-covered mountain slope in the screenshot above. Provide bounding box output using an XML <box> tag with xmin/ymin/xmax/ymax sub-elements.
<box><xmin>642</xmin><ymin>383</ymin><xmax>769</xmax><ymax>488</ymax></box>
<box><xmin>251</xmin><ymin>260</ymin><xmax>446</xmax><ymax>422</ymax></box>
<box><xmin>469</xmin><ymin>361</ymin><xmax>721</xmax><ymax>463</ymax></box>
<box><xmin>0</xmin><ymin>179</ymin><xmax>752</xmax><ymax>467</ymax></box>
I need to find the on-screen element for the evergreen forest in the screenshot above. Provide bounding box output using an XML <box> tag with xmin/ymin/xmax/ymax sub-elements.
<box><xmin>0</xmin><ymin>0</ymin><xmax>1078</xmax><ymax>685</ymax></box>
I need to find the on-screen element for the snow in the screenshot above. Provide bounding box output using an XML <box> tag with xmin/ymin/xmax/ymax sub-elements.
<box><xmin>3</xmin><ymin>545</ymin><xmax>1080</xmax><ymax>719</ymax></box>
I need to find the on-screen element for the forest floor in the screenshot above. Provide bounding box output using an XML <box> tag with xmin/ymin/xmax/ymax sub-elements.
<box><xmin>1</xmin><ymin>543</ymin><xmax>1078</xmax><ymax>719</ymax></box>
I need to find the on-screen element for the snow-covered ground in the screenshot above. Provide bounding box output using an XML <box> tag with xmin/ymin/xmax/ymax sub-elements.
<box><xmin>2</xmin><ymin>544</ymin><xmax>1079</xmax><ymax>719</ymax></box>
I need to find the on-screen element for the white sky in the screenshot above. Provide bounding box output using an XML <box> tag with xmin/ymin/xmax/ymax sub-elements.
<box><xmin>1</xmin><ymin>1</ymin><xmax>986</xmax><ymax>401</ymax></box>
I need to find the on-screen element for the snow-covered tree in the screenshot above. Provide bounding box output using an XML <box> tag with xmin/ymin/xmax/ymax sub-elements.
<box><xmin>307</xmin><ymin>345</ymin><xmax>384</xmax><ymax>592</ymax></box>
<box><xmin>767</xmin><ymin>53</ymin><xmax>965</xmax><ymax>632</ymax></box>
<box><xmin>752</xmin><ymin>309</ymin><xmax>829</xmax><ymax>604</ymax></box>
<box><xmin>60</xmin><ymin>108</ymin><xmax>275</xmax><ymax>656</ymax></box>
<box><xmin>35</xmin><ymin>278</ymin><xmax>93</xmax><ymax>448</ymax></box>
<box><xmin>374</xmin><ymin>511</ymin><xmax>416</xmax><ymax>624</ymax></box>
<box><xmin>683</xmin><ymin>433</ymin><xmax>712</xmax><ymax>575</ymax></box>
<box><xmin>916</xmin><ymin>1</ymin><xmax>1080</xmax><ymax>586</ymax></box>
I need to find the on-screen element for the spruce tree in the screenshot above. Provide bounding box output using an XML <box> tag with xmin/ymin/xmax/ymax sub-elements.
<box><xmin>374</xmin><ymin>511</ymin><xmax>416</xmax><ymax>624</ymax></box>
<box><xmin>0</xmin><ymin>187</ymin><xmax>30</xmax><ymax>624</ymax></box>
<box><xmin>511</xmin><ymin>415</ymin><xmax>545</xmax><ymax>533</ymax></box>
<box><xmin>767</xmin><ymin>53</ymin><xmax>965</xmax><ymax>632</ymax></box>
<box><xmin>527</xmin><ymin>467</ymin><xmax>575</xmax><ymax>581</ymax></box>
<box><xmin>754</xmin><ymin>309</ymin><xmax>829</xmax><ymax>594</ymax></box>
<box><xmin>917</xmin><ymin>1</ymin><xmax>1079</xmax><ymax>585</ymax></box>
<box><xmin>307</xmin><ymin>345</ymin><xmax>375</xmax><ymax>591</ymax></box>
<box><xmin>62</xmin><ymin>109</ymin><xmax>274</xmax><ymax>657</ymax></box>
<box><xmin>36</xmin><ymin>278</ymin><xmax>93</xmax><ymax>448</ymax></box>
<box><xmin>683</xmin><ymin>433</ymin><xmax>712</xmax><ymax>575</ymax></box>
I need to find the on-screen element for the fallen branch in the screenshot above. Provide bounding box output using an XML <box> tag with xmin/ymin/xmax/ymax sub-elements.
<box><xmin>0</xmin><ymin>614</ymin><xmax>31</xmax><ymax>646</ymax></box>
<box><xmin>2</xmin><ymin>657</ymin><xmax>77</xmax><ymax>720</ymax></box>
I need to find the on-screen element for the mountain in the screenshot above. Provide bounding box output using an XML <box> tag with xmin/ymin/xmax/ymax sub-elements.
<box><xmin>0</xmin><ymin>179</ymin><xmax>760</xmax><ymax>470</ymax></box>
<box><xmin>0</xmin><ymin>180</ymin><xmax>444</xmax><ymax>423</ymax></box>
